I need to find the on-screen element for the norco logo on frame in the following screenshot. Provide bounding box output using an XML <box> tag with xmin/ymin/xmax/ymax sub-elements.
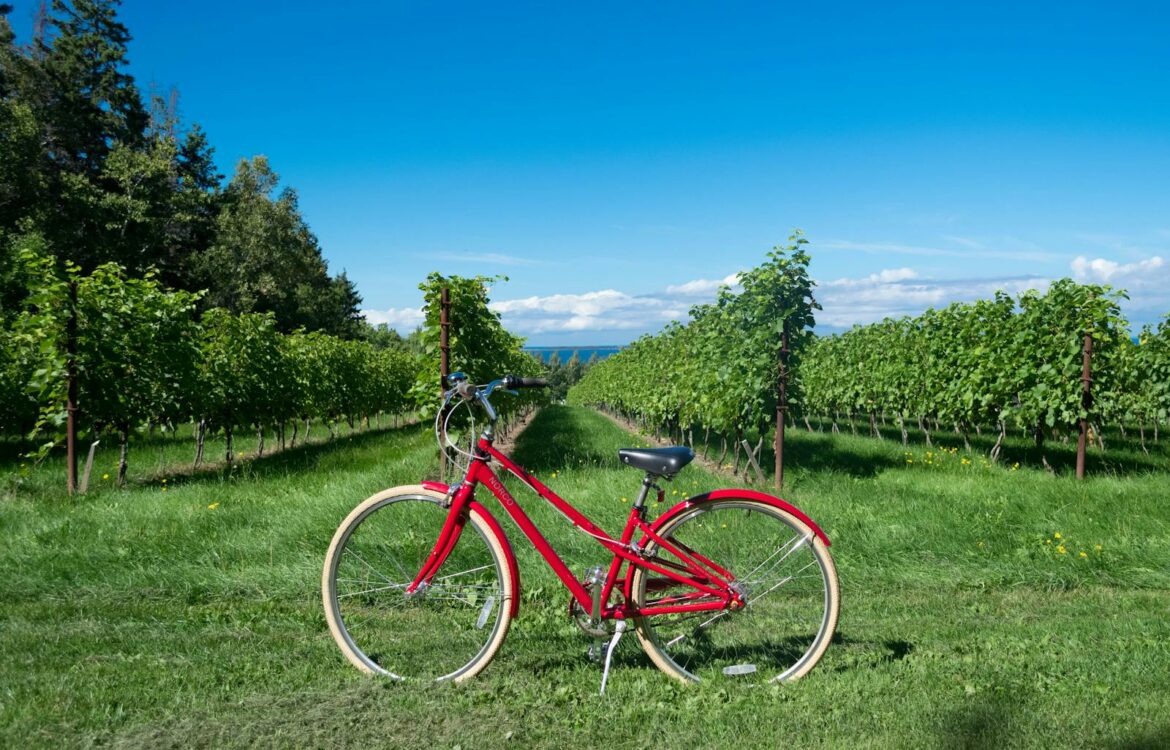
<box><xmin>486</xmin><ymin>475</ymin><xmax>515</xmax><ymax>506</ymax></box>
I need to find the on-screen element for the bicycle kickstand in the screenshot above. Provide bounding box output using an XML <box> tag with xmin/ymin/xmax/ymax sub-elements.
<box><xmin>598</xmin><ymin>619</ymin><xmax>627</xmax><ymax>696</ymax></box>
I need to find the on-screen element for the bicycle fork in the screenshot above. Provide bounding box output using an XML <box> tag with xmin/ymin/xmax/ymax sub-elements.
<box><xmin>406</xmin><ymin>485</ymin><xmax>473</xmax><ymax>595</ymax></box>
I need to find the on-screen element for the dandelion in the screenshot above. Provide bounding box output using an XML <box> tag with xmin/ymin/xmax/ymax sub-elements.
<box><xmin>906</xmin><ymin>459</ymin><xmax>913</xmax><ymax>464</ymax></box>
<box><xmin>1094</xmin><ymin>544</ymin><xmax>1103</xmax><ymax>553</ymax></box>
<box><xmin>1011</xmin><ymin>462</ymin><xmax>1019</xmax><ymax>471</ymax></box>
<box><xmin>672</xmin><ymin>489</ymin><xmax>678</xmax><ymax>496</ymax></box>
<box><xmin>162</xmin><ymin>478</ymin><xmax>167</xmax><ymax>484</ymax></box>
<box><xmin>621</xmin><ymin>497</ymin><xmax>628</xmax><ymax>503</ymax></box>
<box><xmin>961</xmin><ymin>458</ymin><xmax>971</xmax><ymax>466</ymax></box>
<box><xmin>1079</xmin><ymin>551</ymin><xmax>1088</xmax><ymax>559</ymax></box>
<box><xmin>1046</xmin><ymin>539</ymin><xmax>1052</xmax><ymax>544</ymax></box>
<box><xmin>1054</xmin><ymin>532</ymin><xmax>1062</xmax><ymax>540</ymax></box>
<box><xmin>208</xmin><ymin>502</ymin><xmax>219</xmax><ymax>510</ymax></box>
<box><xmin>1057</xmin><ymin>545</ymin><xmax>1066</xmax><ymax>554</ymax></box>
<box><xmin>977</xmin><ymin>541</ymin><xmax>985</xmax><ymax>549</ymax></box>
<box><xmin>102</xmin><ymin>473</ymin><xmax>110</xmax><ymax>480</ymax></box>
<box><xmin>162</xmin><ymin>487</ymin><xmax>168</xmax><ymax>492</ymax></box>
<box><xmin>721</xmin><ymin>523</ymin><xmax>728</xmax><ymax>529</ymax></box>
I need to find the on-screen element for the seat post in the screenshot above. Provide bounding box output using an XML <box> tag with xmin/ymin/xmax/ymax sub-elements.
<box><xmin>633</xmin><ymin>473</ymin><xmax>658</xmax><ymax>510</ymax></box>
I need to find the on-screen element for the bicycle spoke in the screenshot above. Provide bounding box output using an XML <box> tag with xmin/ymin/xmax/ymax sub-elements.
<box><xmin>633</xmin><ymin>500</ymin><xmax>838</xmax><ymax>685</ymax></box>
<box><xmin>343</xmin><ymin>548</ymin><xmax>399</xmax><ymax>585</ymax></box>
<box><xmin>325</xmin><ymin>494</ymin><xmax>511</xmax><ymax>682</ymax></box>
<box><xmin>337</xmin><ymin>582</ymin><xmax>409</xmax><ymax>599</ymax></box>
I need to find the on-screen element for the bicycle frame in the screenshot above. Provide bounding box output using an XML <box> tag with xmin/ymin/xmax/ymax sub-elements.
<box><xmin>407</xmin><ymin>436</ymin><xmax>746</xmax><ymax>620</ymax></box>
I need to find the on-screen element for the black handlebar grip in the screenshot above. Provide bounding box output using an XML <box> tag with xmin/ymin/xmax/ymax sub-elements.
<box><xmin>504</xmin><ymin>374</ymin><xmax>549</xmax><ymax>389</ymax></box>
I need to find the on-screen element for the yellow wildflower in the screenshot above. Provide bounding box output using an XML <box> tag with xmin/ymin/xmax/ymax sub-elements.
<box><xmin>208</xmin><ymin>502</ymin><xmax>220</xmax><ymax>510</ymax></box>
<box><xmin>1057</xmin><ymin>545</ymin><xmax>1066</xmax><ymax>554</ymax></box>
<box><xmin>1079</xmin><ymin>551</ymin><xmax>1087</xmax><ymax>559</ymax></box>
<box><xmin>1054</xmin><ymin>532</ymin><xmax>1062</xmax><ymax>540</ymax></box>
<box><xmin>1094</xmin><ymin>544</ymin><xmax>1103</xmax><ymax>553</ymax></box>
<box><xmin>102</xmin><ymin>473</ymin><xmax>110</xmax><ymax>480</ymax></box>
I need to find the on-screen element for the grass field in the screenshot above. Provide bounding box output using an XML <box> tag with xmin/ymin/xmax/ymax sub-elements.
<box><xmin>2</xmin><ymin>405</ymin><xmax>1169</xmax><ymax>748</ymax></box>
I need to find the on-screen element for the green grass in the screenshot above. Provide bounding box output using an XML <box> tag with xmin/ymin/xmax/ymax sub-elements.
<box><xmin>2</xmin><ymin>406</ymin><xmax>1169</xmax><ymax>748</ymax></box>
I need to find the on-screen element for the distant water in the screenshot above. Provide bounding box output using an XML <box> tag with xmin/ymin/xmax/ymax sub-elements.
<box><xmin>524</xmin><ymin>346</ymin><xmax>622</xmax><ymax>363</ymax></box>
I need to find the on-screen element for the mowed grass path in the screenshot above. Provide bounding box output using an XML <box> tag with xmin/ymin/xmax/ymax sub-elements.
<box><xmin>2</xmin><ymin>406</ymin><xmax>1169</xmax><ymax>748</ymax></box>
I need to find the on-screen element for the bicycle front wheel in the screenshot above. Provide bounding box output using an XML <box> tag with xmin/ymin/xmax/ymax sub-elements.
<box><xmin>322</xmin><ymin>486</ymin><xmax>514</xmax><ymax>682</ymax></box>
<box><xmin>631</xmin><ymin>498</ymin><xmax>839</xmax><ymax>684</ymax></box>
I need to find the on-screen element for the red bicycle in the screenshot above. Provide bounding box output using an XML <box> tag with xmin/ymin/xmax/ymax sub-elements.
<box><xmin>322</xmin><ymin>373</ymin><xmax>839</xmax><ymax>689</ymax></box>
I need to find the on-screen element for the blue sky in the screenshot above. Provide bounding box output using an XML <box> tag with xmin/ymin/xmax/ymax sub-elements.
<box><xmin>12</xmin><ymin>1</ymin><xmax>1170</xmax><ymax>343</ymax></box>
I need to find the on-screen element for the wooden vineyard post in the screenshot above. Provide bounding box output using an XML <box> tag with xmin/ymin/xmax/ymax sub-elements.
<box><xmin>1076</xmin><ymin>332</ymin><xmax>1093</xmax><ymax>480</ymax></box>
<box><xmin>439</xmin><ymin>286</ymin><xmax>451</xmax><ymax>479</ymax></box>
<box><xmin>774</xmin><ymin>319</ymin><xmax>790</xmax><ymax>491</ymax></box>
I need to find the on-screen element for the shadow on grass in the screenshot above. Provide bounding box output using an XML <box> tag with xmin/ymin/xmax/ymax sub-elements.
<box><xmin>510</xmin><ymin>407</ymin><xmax>621</xmax><ymax>472</ymax></box>
<box><xmin>1110</xmin><ymin>726</ymin><xmax>1170</xmax><ymax>749</ymax></box>
<box><xmin>938</xmin><ymin>693</ymin><xmax>1018</xmax><ymax>750</ymax></box>
<box><xmin>815</xmin><ymin>420</ymin><xmax>1169</xmax><ymax>477</ymax></box>
<box><xmin>123</xmin><ymin>421</ymin><xmax>427</xmax><ymax>489</ymax></box>
<box><xmin>685</xmin><ymin>419</ymin><xmax>1170</xmax><ymax>481</ymax></box>
<box><xmin>689</xmin><ymin>431</ymin><xmax>904</xmax><ymax>480</ymax></box>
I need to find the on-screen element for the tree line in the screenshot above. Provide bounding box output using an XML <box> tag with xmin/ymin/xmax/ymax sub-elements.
<box><xmin>0</xmin><ymin>3</ymin><xmax>554</xmax><ymax>489</ymax></box>
<box><xmin>1</xmin><ymin>1</ymin><xmax>362</xmax><ymax>336</ymax></box>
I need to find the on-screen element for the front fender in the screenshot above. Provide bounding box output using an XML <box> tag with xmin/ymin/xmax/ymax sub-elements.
<box><xmin>422</xmin><ymin>481</ymin><xmax>522</xmax><ymax>618</ymax></box>
<box><xmin>644</xmin><ymin>489</ymin><xmax>831</xmax><ymax>547</ymax></box>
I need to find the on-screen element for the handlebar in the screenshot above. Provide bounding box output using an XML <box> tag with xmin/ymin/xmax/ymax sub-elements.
<box><xmin>443</xmin><ymin>372</ymin><xmax>548</xmax><ymax>424</ymax></box>
<box><xmin>504</xmin><ymin>375</ymin><xmax>549</xmax><ymax>389</ymax></box>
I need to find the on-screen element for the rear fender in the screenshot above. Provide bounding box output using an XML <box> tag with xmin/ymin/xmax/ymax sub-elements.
<box><xmin>421</xmin><ymin>481</ymin><xmax>521</xmax><ymax>618</ymax></box>
<box><xmin>643</xmin><ymin>489</ymin><xmax>831</xmax><ymax>547</ymax></box>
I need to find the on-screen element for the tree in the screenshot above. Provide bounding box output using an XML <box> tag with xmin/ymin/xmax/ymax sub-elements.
<box><xmin>194</xmin><ymin>156</ymin><xmax>361</xmax><ymax>336</ymax></box>
<box><xmin>22</xmin><ymin>0</ymin><xmax>149</xmax><ymax>271</ymax></box>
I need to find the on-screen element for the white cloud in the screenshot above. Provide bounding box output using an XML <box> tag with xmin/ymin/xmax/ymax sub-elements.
<box><xmin>361</xmin><ymin>307</ymin><xmax>425</xmax><ymax>329</ymax></box>
<box><xmin>361</xmin><ymin>254</ymin><xmax>1170</xmax><ymax>340</ymax></box>
<box><xmin>490</xmin><ymin>289</ymin><xmax>686</xmax><ymax>334</ymax></box>
<box><xmin>824</xmin><ymin>268</ymin><xmax>917</xmax><ymax>287</ymax></box>
<box><xmin>817</xmin><ymin>269</ymin><xmax>1049</xmax><ymax>329</ymax></box>
<box><xmin>665</xmin><ymin>273</ymin><xmax>741</xmax><ymax>296</ymax></box>
<box><xmin>1069</xmin><ymin>254</ymin><xmax>1170</xmax><ymax>321</ymax></box>
<box><xmin>1071</xmin><ymin>255</ymin><xmax>1164</xmax><ymax>283</ymax></box>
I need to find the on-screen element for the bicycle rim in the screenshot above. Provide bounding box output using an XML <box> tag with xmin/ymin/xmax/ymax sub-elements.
<box><xmin>323</xmin><ymin>491</ymin><xmax>512</xmax><ymax>682</ymax></box>
<box><xmin>632</xmin><ymin>499</ymin><xmax>839</xmax><ymax>684</ymax></box>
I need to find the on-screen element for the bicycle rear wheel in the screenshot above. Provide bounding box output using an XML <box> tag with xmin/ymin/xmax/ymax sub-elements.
<box><xmin>322</xmin><ymin>486</ymin><xmax>514</xmax><ymax>682</ymax></box>
<box><xmin>630</xmin><ymin>498</ymin><xmax>839</xmax><ymax>684</ymax></box>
